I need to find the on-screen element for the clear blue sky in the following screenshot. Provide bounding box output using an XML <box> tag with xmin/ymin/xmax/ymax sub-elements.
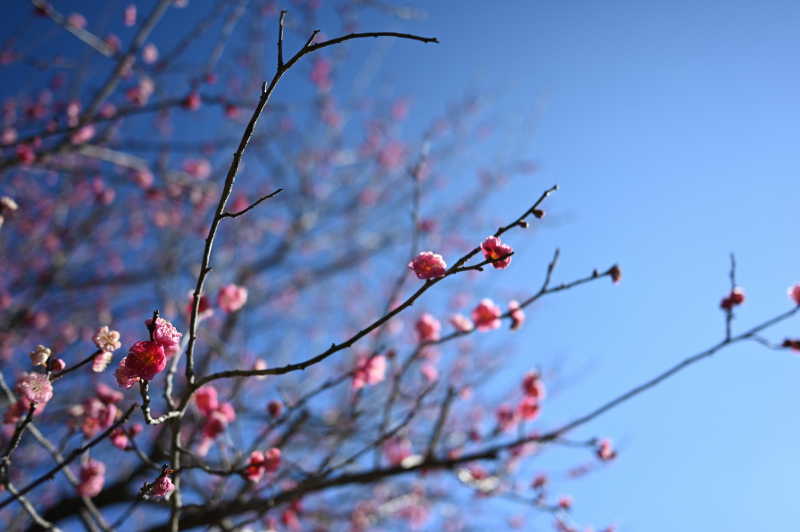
<box><xmin>376</xmin><ymin>1</ymin><xmax>800</xmax><ymax>530</ymax></box>
<box><xmin>4</xmin><ymin>1</ymin><xmax>800</xmax><ymax>530</ymax></box>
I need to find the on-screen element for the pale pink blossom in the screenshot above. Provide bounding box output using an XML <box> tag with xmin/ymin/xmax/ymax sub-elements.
<box><xmin>96</xmin><ymin>383</ymin><xmax>123</xmax><ymax>404</ymax></box>
<box><xmin>351</xmin><ymin>355</ymin><xmax>387</xmax><ymax>390</ymax></box>
<box><xmin>596</xmin><ymin>438</ymin><xmax>616</xmax><ymax>461</ymax></box>
<box><xmin>93</xmin><ymin>351</ymin><xmax>113</xmax><ymax>372</ymax></box>
<box><xmin>471</xmin><ymin>299</ymin><xmax>502</xmax><ymax>332</ymax></box>
<box><xmin>81</xmin><ymin>397</ymin><xmax>117</xmax><ymax>438</ymax></box>
<box><xmin>142</xmin><ymin>43</ymin><xmax>158</xmax><ymax>64</ymax></box>
<box><xmin>415</xmin><ymin>313</ymin><xmax>441</xmax><ymax>343</ymax></box>
<box><xmin>217</xmin><ymin>284</ymin><xmax>248</xmax><ymax>313</ymax></box>
<box><xmin>480</xmin><ymin>236</ymin><xmax>513</xmax><ymax>269</ymax></box>
<box><xmin>420</xmin><ymin>363</ymin><xmax>439</xmax><ymax>383</ymax></box>
<box><xmin>149</xmin><ymin>476</ymin><xmax>174</xmax><ymax>497</ymax></box>
<box><xmin>4</xmin><ymin>398</ymin><xmax>45</xmax><ymax>424</ymax></box>
<box><xmin>408</xmin><ymin>252</ymin><xmax>447</xmax><ymax>280</ymax></box>
<box><xmin>93</xmin><ymin>326</ymin><xmax>121</xmax><ymax>352</ymax></box>
<box><xmin>77</xmin><ymin>459</ymin><xmax>105</xmax><ymax>497</ymax></box>
<box><xmin>67</xmin><ymin>13</ymin><xmax>87</xmax><ymax>28</ymax></box>
<box><xmin>496</xmin><ymin>403</ymin><xmax>518</xmax><ymax>432</ymax></box>
<box><xmin>145</xmin><ymin>317</ymin><xmax>182</xmax><ymax>357</ymax></box>
<box><xmin>508</xmin><ymin>300</ymin><xmax>525</xmax><ymax>331</ymax></box>
<box><xmin>254</xmin><ymin>358</ymin><xmax>268</xmax><ymax>380</ymax></box>
<box><xmin>17</xmin><ymin>373</ymin><xmax>53</xmax><ymax>404</ymax></box>
<box><xmin>28</xmin><ymin>345</ymin><xmax>51</xmax><ymax>366</ymax></box>
<box><xmin>70</xmin><ymin>125</ymin><xmax>95</xmax><ymax>145</ymax></box>
<box><xmin>788</xmin><ymin>284</ymin><xmax>800</xmax><ymax>306</ymax></box>
<box><xmin>449</xmin><ymin>314</ymin><xmax>474</xmax><ymax>333</ymax></box>
<box><xmin>110</xmin><ymin>428</ymin><xmax>128</xmax><ymax>449</ymax></box>
<box><xmin>124</xmin><ymin>4</ymin><xmax>136</xmax><ymax>26</ymax></box>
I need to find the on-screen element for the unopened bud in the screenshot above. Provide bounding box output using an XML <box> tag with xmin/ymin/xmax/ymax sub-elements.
<box><xmin>519</xmin><ymin>221</ymin><xmax>529</xmax><ymax>229</ymax></box>
<box><xmin>532</xmin><ymin>209</ymin><xmax>544</xmax><ymax>219</ymax></box>
<box><xmin>51</xmin><ymin>358</ymin><xmax>66</xmax><ymax>371</ymax></box>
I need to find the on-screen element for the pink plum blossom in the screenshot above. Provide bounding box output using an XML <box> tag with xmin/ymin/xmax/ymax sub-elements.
<box><xmin>480</xmin><ymin>236</ymin><xmax>513</xmax><ymax>269</ymax></box>
<box><xmin>449</xmin><ymin>314</ymin><xmax>474</xmax><ymax>333</ymax></box>
<box><xmin>384</xmin><ymin>437</ymin><xmax>413</xmax><ymax>466</ymax></box>
<box><xmin>124</xmin><ymin>4</ymin><xmax>136</xmax><ymax>26</ymax></box>
<box><xmin>508</xmin><ymin>300</ymin><xmax>525</xmax><ymax>331</ymax></box>
<box><xmin>517</xmin><ymin>396</ymin><xmax>540</xmax><ymax>422</ymax></box>
<box><xmin>788</xmin><ymin>284</ymin><xmax>800</xmax><ymax>306</ymax></box>
<box><xmin>93</xmin><ymin>351</ymin><xmax>113</xmax><ymax>372</ymax></box>
<box><xmin>195</xmin><ymin>386</ymin><xmax>219</xmax><ymax>417</ymax></box>
<box><xmin>93</xmin><ymin>326</ymin><xmax>121</xmax><ymax>352</ymax></box>
<box><xmin>182</xmin><ymin>157</ymin><xmax>211</xmax><ymax>179</ymax></box>
<box><xmin>245</xmin><ymin>451</ymin><xmax>267</xmax><ymax>482</ymax></box>
<box><xmin>217</xmin><ymin>284</ymin><xmax>248</xmax><ymax>313</ymax></box>
<box><xmin>96</xmin><ymin>383</ymin><xmax>123</xmax><ymax>404</ymax></box>
<box><xmin>471</xmin><ymin>299</ymin><xmax>502</xmax><ymax>332</ymax></box>
<box><xmin>596</xmin><ymin>438</ymin><xmax>616</xmax><ymax>461</ymax></box>
<box><xmin>114</xmin><ymin>341</ymin><xmax>165</xmax><ymax>388</ymax></box>
<box><xmin>145</xmin><ymin>317</ymin><xmax>182</xmax><ymax>357</ymax></box>
<box><xmin>149</xmin><ymin>476</ymin><xmax>174</xmax><ymax>497</ymax></box>
<box><xmin>142</xmin><ymin>43</ymin><xmax>158</xmax><ymax>64</ymax></box>
<box><xmin>415</xmin><ymin>313</ymin><xmax>441</xmax><ymax>343</ymax></box>
<box><xmin>263</xmin><ymin>447</ymin><xmax>281</xmax><ymax>473</ymax></box>
<box><xmin>352</xmin><ymin>355</ymin><xmax>387</xmax><ymax>390</ymax></box>
<box><xmin>77</xmin><ymin>459</ymin><xmax>105</xmax><ymax>497</ymax></box>
<box><xmin>186</xmin><ymin>291</ymin><xmax>214</xmax><ymax>320</ymax></box>
<box><xmin>17</xmin><ymin>373</ymin><xmax>53</xmax><ymax>404</ymax></box>
<box><xmin>408</xmin><ymin>251</ymin><xmax>447</xmax><ymax>280</ymax></box>
<box><xmin>420</xmin><ymin>363</ymin><xmax>439</xmax><ymax>383</ymax></box>
<box><xmin>522</xmin><ymin>371</ymin><xmax>545</xmax><ymax>399</ymax></box>
<box><xmin>28</xmin><ymin>345</ymin><xmax>51</xmax><ymax>366</ymax></box>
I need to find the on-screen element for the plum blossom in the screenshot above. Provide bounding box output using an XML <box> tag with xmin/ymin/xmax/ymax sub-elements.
<box><xmin>267</xmin><ymin>400</ymin><xmax>283</xmax><ymax>418</ymax></box>
<box><xmin>93</xmin><ymin>326</ymin><xmax>121</xmax><ymax>352</ymax></box>
<box><xmin>449</xmin><ymin>313</ymin><xmax>474</xmax><ymax>333</ymax></box>
<box><xmin>182</xmin><ymin>157</ymin><xmax>211</xmax><ymax>179</ymax></box>
<box><xmin>245</xmin><ymin>448</ymin><xmax>281</xmax><ymax>482</ymax></box>
<box><xmin>384</xmin><ymin>437</ymin><xmax>413</xmax><ymax>466</ymax></box>
<box><xmin>195</xmin><ymin>397</ymin><xmax>237</xmax><ymax>456</ymax></box>
<box><xmin>496</xmin><ymin>403</ymin><xmax>518</xmax><ymax>432</ymax></box>
<box><xmin>596</xmin><ymin>438</ymin><xmax>616</xmax><ymax>461</ymax></box>
<box><xmin>110</xmin><ymin>428</ymin><xmax>128</xmax><ymax>449</ymax></box>
<box><xmin>17</xmin><ymin>373</ymin><xmax>53</xmax><ymax>404</ymax></box>
<box><xmin>480</xmin><ymin>236</ymin><xmax>513</xmax><ymax>269</ymax></box>
<box><xmin>186</xmin><ymin>291</ymin><xmax>214</xmax><ymax>321</ymax></box>
<box><xmin>217</xmin><ymin>284</ymin><xmax>248</xmax><ymax>313</ymax></box>
<box><xmin>420</xmin><ymin>363</ymin><xmax>439</xmax><ymax>383</ymax></box>
<box><xmin>182</xmin><ymin>91</ymin><xmax>201</xmax><ymax>111</ymax></box>
<box><xmin>415</xmin><ymin>313</ymin><xmax>441</xmax><ymax>343</ymax></box>
<box><xmin>4</xmin><ymin>397</ymin><xmax>45</xmax><ymax>424</ymax></box>
<box><xmin>522</xmin><ymin>371</ymin><xmax>545</xmax><ymax>399</ymax></box>
<box><xmin>28</xmin><ymin>345</ymin><xmax>51</xmax><ymax>366</ymax></box>
<box><xmin>93</xmin><ymin>351</ymin><xmax>113</xmax><ymax>372</ymax></box>
<box><xmin>195</xmin><ymin>386</ymin><xmax>219</xmax><ymax>416</ymax></box>
<box><xmin>77</xmin><ymin>459</ymin><xmax>105</xmax><ymax>497</ymax></box>
<box><xmin>408</xmin><ymin>251</ymin><xmax>447</xmax><ymax>280</ymax></box>
<box><xmin>720</xmin><ymin>287</ymin><xmax>745</xmax><ymax>310</ymax></box>
<box><xmin>516</xmin><ymin>396</ymin><xmax>540</xmax><ymax>422</ymax></box>
<box><xmin>508</xmin><ymin>300</ymin><xmax>525</xmax><ymax>330</ymax></box>
<box><xmin>471</xmin><ymin>299</ymin><xmax>502</xmax><ymax>332</ymax></box>
<box><xmin>142</xmin><ymin>43</ymin><xmax>158</xmax><ymax>64</ymax></box>
<box><xmin>788</xmin><ymin>284</ymin><xmax>800</xmax><ymax>306</ymax></box>
<box><xmin>149</xmin><ymin>476</ymin><xmax>174</xmax><ymax>497</ymax></box>
<box><xmin>114</xmin><ymin>341</ymin><xmax>165</xmax><ymax>388</ymax></box>
<box><xmin>80</xmin><ymin>397</ymin><xmax>117</xmax><ymax>438</ymax></box>
<box><xmin>124</xmin><ymin>4</ymin><xmax>136</xmax><ymax>26</ymax></box>
<box><xmin>609</xmin><ymin>265</ymin><xmax>622</xmax><ymax>284</ymax></box>
<box><xmin>352</xmin><ymin>355</ymin><xmax>387</xmax><ymax>390</ymax></box>
<box><xmin>145</xmin><ymin>317</ymin><xmax>182</xmax><ymax>357</ymax></box>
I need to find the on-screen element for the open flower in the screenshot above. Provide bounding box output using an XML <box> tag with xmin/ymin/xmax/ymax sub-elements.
<box><xmin>114</xmin><ymin>341</ymin><xmax>165</xmax><ymax>388</ymax></box>
<box><xmin>93</xmin><ymin>326</ymin><xmax>121</xmax><ymax>352</ymax></box>
<box><xmin>471</xmin><ymin>299</ymin><xmax>502</xmax><ymax>332</ymax></box>
<box><xmin>480</xmin><ymin>236</ymin><xmax>513</xmax><ymax>269</ymax></box>
<box><xmin>145</xmin><ymin>317</ymin><xmax>182</xmax><ymax>357</ymax></box>
<box><xmin>17</xmin><ymin>373</ymin><xmax>53</xmax><ymax>404</ymax></box>
<box><xmin>408</xmin><ymin>252</ymin><xmax>447</xmax><ymax>280</ymax></box>
<box><xmin>218</xmin><ymin>284</ymin><xmax>248</xmax><ymax>313</ymax></box>
<box><xmin>352</xmin><ymin>355</ymin><xmax>387</xmax><ymax>390</ymax></box>
<box><xmin>415</xmin><ymin>313</ymin><xmax>441</xmax><ymax>343</ymax></box>
<box><xmin>149</xmin><ymin>476</ymin><xmax>174</xmax><ymax>497</ymax></box>
<box><xmin>77</xmin><ymin>459</ymin><xmax>106</xmax><ymax>497</ymax></box>
<box><xmin>28</xmin><ymin>345</ymin><xmax>51</xmax><ymax>366</ymax></box>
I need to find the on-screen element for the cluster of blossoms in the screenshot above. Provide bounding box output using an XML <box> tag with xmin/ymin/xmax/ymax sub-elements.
<box><xmin>244</xmin><ymin>448</ymin><xmax>281</xmax><ymax>482</ymax></box>
<box><xmin>496</xmin><ymin>370</ymin><xmax>547</xmax><ymax>432</ymax></box>
<box><xmin>114</xmin><ymin>317</ymin><xmax>180</xmax><ymax>388</ymax></box>
<box><xmin>352</xmin><ymin>354</ymin><xmax>387</xmax><ymax>390</ymax></box>
<box><xmin>92</xmin><ymin>326</ymin><xmax>122</xmax><ymax>372</ymax></box>
<box><xmin>194</xmin><ymin>385</ymin><xmax>237</xmax><ymax>456</ymax></box>
<box><xmin>69</xmin><ymin>384</ymin><xmax>123</xmax><ymax>438</ymax></box>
